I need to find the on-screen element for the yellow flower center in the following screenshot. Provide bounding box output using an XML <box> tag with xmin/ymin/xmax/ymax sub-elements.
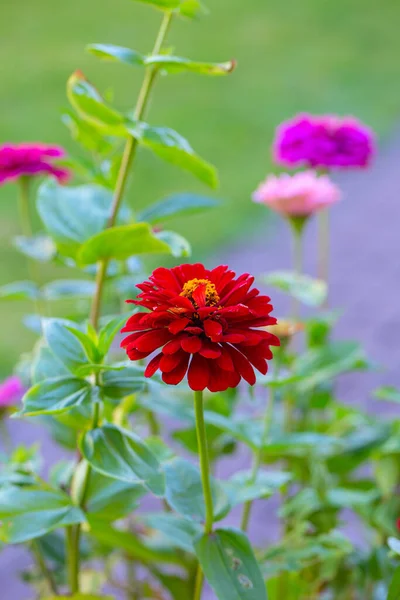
<box><xmin>180</xmin><ymin>278</ymin><xmax>220</xmax><ymax>308</ymax></box>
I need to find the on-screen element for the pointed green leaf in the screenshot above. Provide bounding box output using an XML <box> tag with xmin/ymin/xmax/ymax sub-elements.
<box><xmin>224</xmin><ymin>470</ymin><xmax>292</xmax><ymax>507</ymax></box>
<box><xmin>14</xmin><ymin>234</ymin><xmax>57</xmax><ymax>263</ymax></box>
<box><xmin>388</xmin><ymin>565</ymin><xmax>400</xmax><ymax>600</ymax></box>
<box><xmin>67</xmin><ymin>71</ymin><xmax>128</xmax><ymax>136</ymax></box>
<box><xmin>0</xmin><ymin>281</ymin><xmax>40</xmax><ymax>300</ymax></box>
<box><xmin>155</xmin><ymin>230</ymin><xmax>191</xmax><ymax>257</ymax></box>
<box><xmin>101</xmin><ymin>365</ymin><xmax>146</xmax><ymax>398</ymax></box>
<box><xmin>43</xmin><ymin>319</ymin><xmax>90</xmax><ymax>373</ymax></box>
<box><xmin>77</xmin><ymin>223</ymin><xmax>171</xmax><ymax>265</ymax></box>
<box><xmin>0</xmin><ymin>486</ymin><xmax>85</xmax><ymax>543</ymax></box>
<box><xmin>164</xmin><ymin>458</ymin><xmax>230</xmax><ymax>522</ymax></box>
<box><xmin>18</xmin><ymin>377</ymin><xmax>92</xmax><ymax>417</ymax></box>
<box><xmin>131</xmin><ymin>123</ymin><xmax>218</xmax><ymax>188</ymax></box>
<box><xmin>32</xmin><ymin>345</ymin><xmax>70</xmax><ymax>384</ymax></box>
<box><xmin>87</xmin><ymin>44</ymin><xmax>144</xmax><ymax>66</ymax></box>
<box><xmin>137</xmin><ymin>193</ymin><xmax>218</xmax><ymax>224</ymax></box>
<box><xmin>145</xmin><ymin>55</ymin><xmax>235</xmax><ymax>75</ymax></box>
<box><xmin>37</xmin><ymin>181</ymin><xmax>129</xmax><ymax>258</ymax></box>
<box><xmin>43</xmin><ymin>279</ymin><xmax>96</xmax><ymax>300</ymax></box>
<box><xmin>143</xmin><ymin>512</ymin><xmax>201</xmax><ymax>553</ymax></box>
<box><xmin>262</xmin><ymin>270</ymin><xmax>327</xmax><ymax>307</ymax></box>
<box><xmin>85</xmin><ymin>469</ymin><xmax>146</xmax><ymax>521</ymax></box>
<box><xmin>98</xmin><ymin>315</ymin><xmax>128</xmax><ymax>357</ymax></box>
<box><xmin>81</xmin><ymin>424</ymin><xmax>165</xmax><ymax>496</ymax></box>
<box><xmin>194</xmin><ymin>528</ymin><xmax>267</xmax><ymax>600</ymax></box>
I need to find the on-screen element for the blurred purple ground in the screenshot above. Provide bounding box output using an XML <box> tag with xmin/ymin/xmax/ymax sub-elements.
<box><xmin>2</xmin><ymin>132</ymin><xmax>400</xmax><ymax>598</ymax></box>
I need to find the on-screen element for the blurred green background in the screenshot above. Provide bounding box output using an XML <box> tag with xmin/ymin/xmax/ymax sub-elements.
<box><xmin>1</xmin><ymin>0</ymin><xmax>400</xmax><ymax>374</ymax></box>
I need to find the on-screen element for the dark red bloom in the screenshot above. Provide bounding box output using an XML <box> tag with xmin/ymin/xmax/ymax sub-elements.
<box><xmin>121</xmin><ymin>264</ymin><xmax>279</xmax><ymax>392</ymax></box>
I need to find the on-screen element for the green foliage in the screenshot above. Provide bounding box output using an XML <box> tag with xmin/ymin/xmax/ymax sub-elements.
<box><xmin>194</xmin><ymin>528</ymin><xmax>268</xmax><ymax>600</ymax></box>
<box><xmin>263</xmin><ymin>270</ymin><xmax>327</xmax><ymax>307</ymax></box>
<box><xmin>136</xmin><ymin>192</ymin><xmax>219</xmax><ymax>223</ymax></box>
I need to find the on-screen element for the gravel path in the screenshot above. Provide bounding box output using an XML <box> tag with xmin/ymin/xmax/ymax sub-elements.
<box><xmin>2</xmin><ymin>133</ymin><xmax>400</xmax><ymax>598</ymax></box>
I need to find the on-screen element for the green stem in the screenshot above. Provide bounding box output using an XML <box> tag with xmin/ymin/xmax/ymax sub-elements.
<box><xmin>90</xmin><ymin>10</ymin><xmax>173</xmax><ymax>330</ymax></box>
<box><xmin>289</xmin><ymin>219</ymin><xmax>305</xmax><ymax>322</ymax></box>
<box><xmin>193</xmin><ymin>390</ymin><xmax>214</xmax><ymax>600</ymax></box>
<box><xmin>241</xmin><ymin>366</ymin><xmax>278</xmax><ymax>532</ymax></box>
<box><xmin>68</xmin><ymin>15</ymin><xmax>174</xmax><ymax>593</ymax></box>
<box><xmin>193</xmin><ymin>564</ymin><xmax>205</xmax><ymax>600</ymax></box>
<box><xmin>317</xmin><ymin>209</ymin><xmax>329</xmax><ymax>308</ymax></box>
<box><xmin>66</xmin><ymin>526</ymin><xmax>79</xmax><ymax>594</ymax></box>
<box><xmin>32</xmin><ymin>540</ymin><xmax>59</xmax><ymax>596</ymax></box>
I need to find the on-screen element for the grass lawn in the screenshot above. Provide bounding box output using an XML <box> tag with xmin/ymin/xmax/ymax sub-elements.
<box><xmin>0</xmin><ymin>0</ymin><xmax>400</xmax><ymax>373</ymax></box>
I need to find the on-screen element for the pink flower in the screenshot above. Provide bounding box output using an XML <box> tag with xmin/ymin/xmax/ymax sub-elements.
<box><xmin>0</xmin><ymin>376</ymin><xmax>24</xmax><ymax>409</ymax></box>
<box><xmin>273</xmin><ymin>114</ymin><xmax>375</xmax><ymax>169</ymax></box>
<box><xmin>253</xmin><ymin>171</ymin><xmax>340</xmax><ymax>218</ymax></box>
<box><xmin>0</xmin><ymin>143</ymin><xmax>70</xmax><ymax>185</ymax></box>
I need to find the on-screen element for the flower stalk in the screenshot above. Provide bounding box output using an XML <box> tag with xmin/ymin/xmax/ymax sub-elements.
<box><xmin>193</xmin><ymin>389</ymin><xmax>214</xmax><ymax>600</ymax></box>
<box><xmin>67</xmin><ymin>13</ymin><xmax>174</xmax><ymax>594</ymax></box>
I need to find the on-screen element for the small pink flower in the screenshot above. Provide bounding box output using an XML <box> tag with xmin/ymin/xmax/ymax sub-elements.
<box><xmin>0</xmin><ymin>376</ymin><xmax>25</xmax><ymax>409</ymax></box>
<box><xmin>273</xmin><ymin>113</ymin><xmax>375</xmax><ymax>169</ymax></box>
<box><xmin>253</xmin><ymin>171</ymin><xmax>340</xmax><ymax>218</ymax></box>
<box><xmin>0</xmin><ymin>143</ymin><xmax>70</xmax><ymax>185</ymax></box>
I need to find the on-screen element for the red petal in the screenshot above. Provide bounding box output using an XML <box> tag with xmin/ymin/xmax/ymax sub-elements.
<box><xmin>187</xmin><ymin>354</ymin><xmax>210</xmax><ymax>391</ymax></box>
<box><xmin>135</xmin><ymin>329</ymin><xmax>172</xmax><ymax>353</ymax></box>
<box><xmin>199</xmin><ymin>340</ymin><xmax>221</xmax><ymax>359</ymax></box>
<box><xmin>160</xmin><ymin>350</ymin><xmax>187</xmax><ymax>373</ymax></box>
<box><xmin>162</xmin><ymin>354</ymin><xmax>190</xmax><ymax>385</ymax></box>
<box><xmin>168</xmin><ymin>318</ymin><xmax>190</xmax><ymax>334</ymax></box>
<box><xmin>216</xmin><ymin>346</ymin><xmax>234</xmax><ymax>371</ymax></box>
<box><xmin>144</xmin><ymin>353</ymin><xmax>163</xmax><ymax>377</ymax></box>
<box><xmin>181</xmin><ymin>336</ymin><xmax>202</xmax><ymax>354</ymax></box>
<box><xmin>126</xmin><ymin>348</ymin><xmax>150</xmax><ymax>361</ymax></box>
<box><xmin>162</xmin><ymin>338</ymin><xmax>183</xmax><ymax>355</ymax></box>
<box><xmin>227</xmin><ymin>346</ymin><xmax>256</xmax><ymax>385</ymax></box>
<box><xmin>204</xmin><ymin>319</ymin><xmax>223</xmax><ymax>341</ymax></box>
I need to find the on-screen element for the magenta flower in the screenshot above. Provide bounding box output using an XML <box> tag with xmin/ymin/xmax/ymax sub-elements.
<box><xmin>0</xmin><ymin>376</ymin><xmax>24</xmax><ymax>409</ymax></box>
<box><xmin>253</xmin><ymin>171</ymin><xmax>340</xmax><ymax>218</ymax></box>
<box><xmin>0</xmin><ymin>143</ymin><xmax>70</xmax><ymax>185</ymax></box>
<box><xmin>273</xmin><ymin>114</ymin><xmax>375</xmax><ymax>169</ymax></box>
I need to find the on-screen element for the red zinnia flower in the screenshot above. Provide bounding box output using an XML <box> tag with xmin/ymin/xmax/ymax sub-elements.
<box><xmin>121</xmin><ymin>264</ymin><xmax>279</xmax><ymax>392</ymax></box>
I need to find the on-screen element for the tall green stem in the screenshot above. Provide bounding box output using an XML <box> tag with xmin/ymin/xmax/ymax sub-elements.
<box><xmin>241</xmin><ymin>363</ymin><xmax>278</xmax><ymax>532</ymax></box>
<box><xmin>32</xmin><ymin>540</ymin><xmax>59</xmax><ymax>596</ymax></box>
<box><xmin>317</xmin><ymin>209</ymin><xmax>329</xmax><ymax>309</ymax></box>
<box><xmin>289</xmin><ymin>218</ymin><xmax>305</xmax><ymax>322</ymax></box>
<box><xmin>66</xmin><ymin>526</ymin><xmax>79</xmax><ymax>594</ymax></box>
<box><xmin>68</xmin><ymin>13</ymin><xmax>174</xmax><ymax>595</ymax></box>
<box><xmin>193</xmin><ymin>390</ymin><xmax>214</xmax><ymax>600</ymax></box>
<box><xmin>90</xmin><ymin>10</ymin><xmax>173</xmax><ymax>330</ymax></box>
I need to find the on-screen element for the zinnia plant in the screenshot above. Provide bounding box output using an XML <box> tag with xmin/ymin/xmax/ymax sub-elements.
<box><xmin>2</xmin><ymin>2</ymin><xmax>400</xmax><ymax>600</ymax></box>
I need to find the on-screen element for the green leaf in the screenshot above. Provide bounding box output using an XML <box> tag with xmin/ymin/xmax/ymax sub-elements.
<box><xmin>0</xmin><ymin>280</ymin><xmax>39</xmax><ymax>300</ymax></box>
<box><xmin>67</xmin><ymin>71</ymin><xmax>128</xmax><ymax>136</ymax></box>
<box><xmin>14</xmin><ymin>234</ymin><xmax>57</xmax><ymax>262</ymax></box>
<box><xmin>43</xmin><ymin>279</ymin><xmax>96</xmax><ymax>300</ymax></box>
<box><xmin>145</xmin><ymin>55</ymin><xmax>235</xmax><ymax>75</ymax></box>
<box><xmin>178</xmin><ymin>0</ymin><xmax>207</xmax><ymax>17</ymax></box>
<box><xmin>194</xmin><ymin>527</ymin><xmax>267</xmax><ymax>600</ymax></box>
<box><xmin>101</xmin><ymin>365</ymin><xmax>146</xmax><ymax>398</ymax></box>
<box><xmin>375</xmin><ymin>386</ymin><xmax>400</xmax><ymax>403</ymax></box>
<box><xmin>85</xmin><ymin>469</ymin><xmax>146</xmax><ymax>521</ymax></box>
<box><xmin>18</xmin><ymin>377</ymin><xmax>92</xmax><ymax>417</ymax></box>
<box><xmin>43</xmin><ymin>319</ymin><xmax>90</xmax><ymax>374</ymax></box>
<box><xmin>131</xmin><ymin>123</ymin><xmax>218</xmax><ymax>188</ymax></box>
<box><xmin>37</xmin><ymin>180</ymin><xmax>128</xmax><ymax>258</ymax></box>
<box><xmin>262</xmin><ymin>270</ymin><xmax>327</xmax><ymax>307</ymax></box>
<box><xmin>164</xmin><ymin>458</ymin><xmax>230</xmax><ymax>522</ymax></box>
<box><xmin>388</xmin><ymin>565</ymin><xmax>400</xmax><ymax>600</ymax></box>
<box><xmin>87</xmin><ymin>44</ymin><xmax>144</xmax><ymax>66</ymax></box>
<box><xmin>137</xmin><ymin>192</ymin><xmax>218</xmax><ymax>224</ymax></box>
<box><xmin>129</xmin><ymin>0</ymin><xmax>180</xmax><ymax>8</ymax></box>
<box><xmin>293</xmin><ymin>342</ymin><xmax>370</xmax><ymax>392</ymax></box>
<box><xmin>32</xmin><ymin>345</ymin><xmax>70</xmax><ymax>384</ymax></box>
<box><xmin>88</xmin><ymin>518</ymin><xmax>181</xmax><ymax>566</ymax></box>
<box><xmin>225</xmin><ymin>470</ymin><xmax>291</xmax><ymax>507</ymax></box>
<box><xmin>63</xmin><ymin>110</ymin><xmax>116</xmax><ymax>155</ymax></box>
<box><xmin>0</xmin><ymin>486</ymin><xmax>85</xmax><ymax>543</ymax></box>
<box><xmin>81</xmin><ymin>424</ymin><xmax>165</xmax><ymax>496</ymax></box>
<box><xmin>155</xmin><ymin>230</ymin><xmax>191</xmax><ymax>257</ymax></box>
<box><xmin>97</xmin><ymin>315</ymin><xmax>128</xmax><ymax>358</ymax></box>
<box><xmin>77</xmin><ymin>223</ymin><xmax>171</xmax><ymax>265</ymax></box>
<box><xmin>143</xmin><ymin>512</ymin><xmax>201</xmax><ymax>553</ymax></box>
